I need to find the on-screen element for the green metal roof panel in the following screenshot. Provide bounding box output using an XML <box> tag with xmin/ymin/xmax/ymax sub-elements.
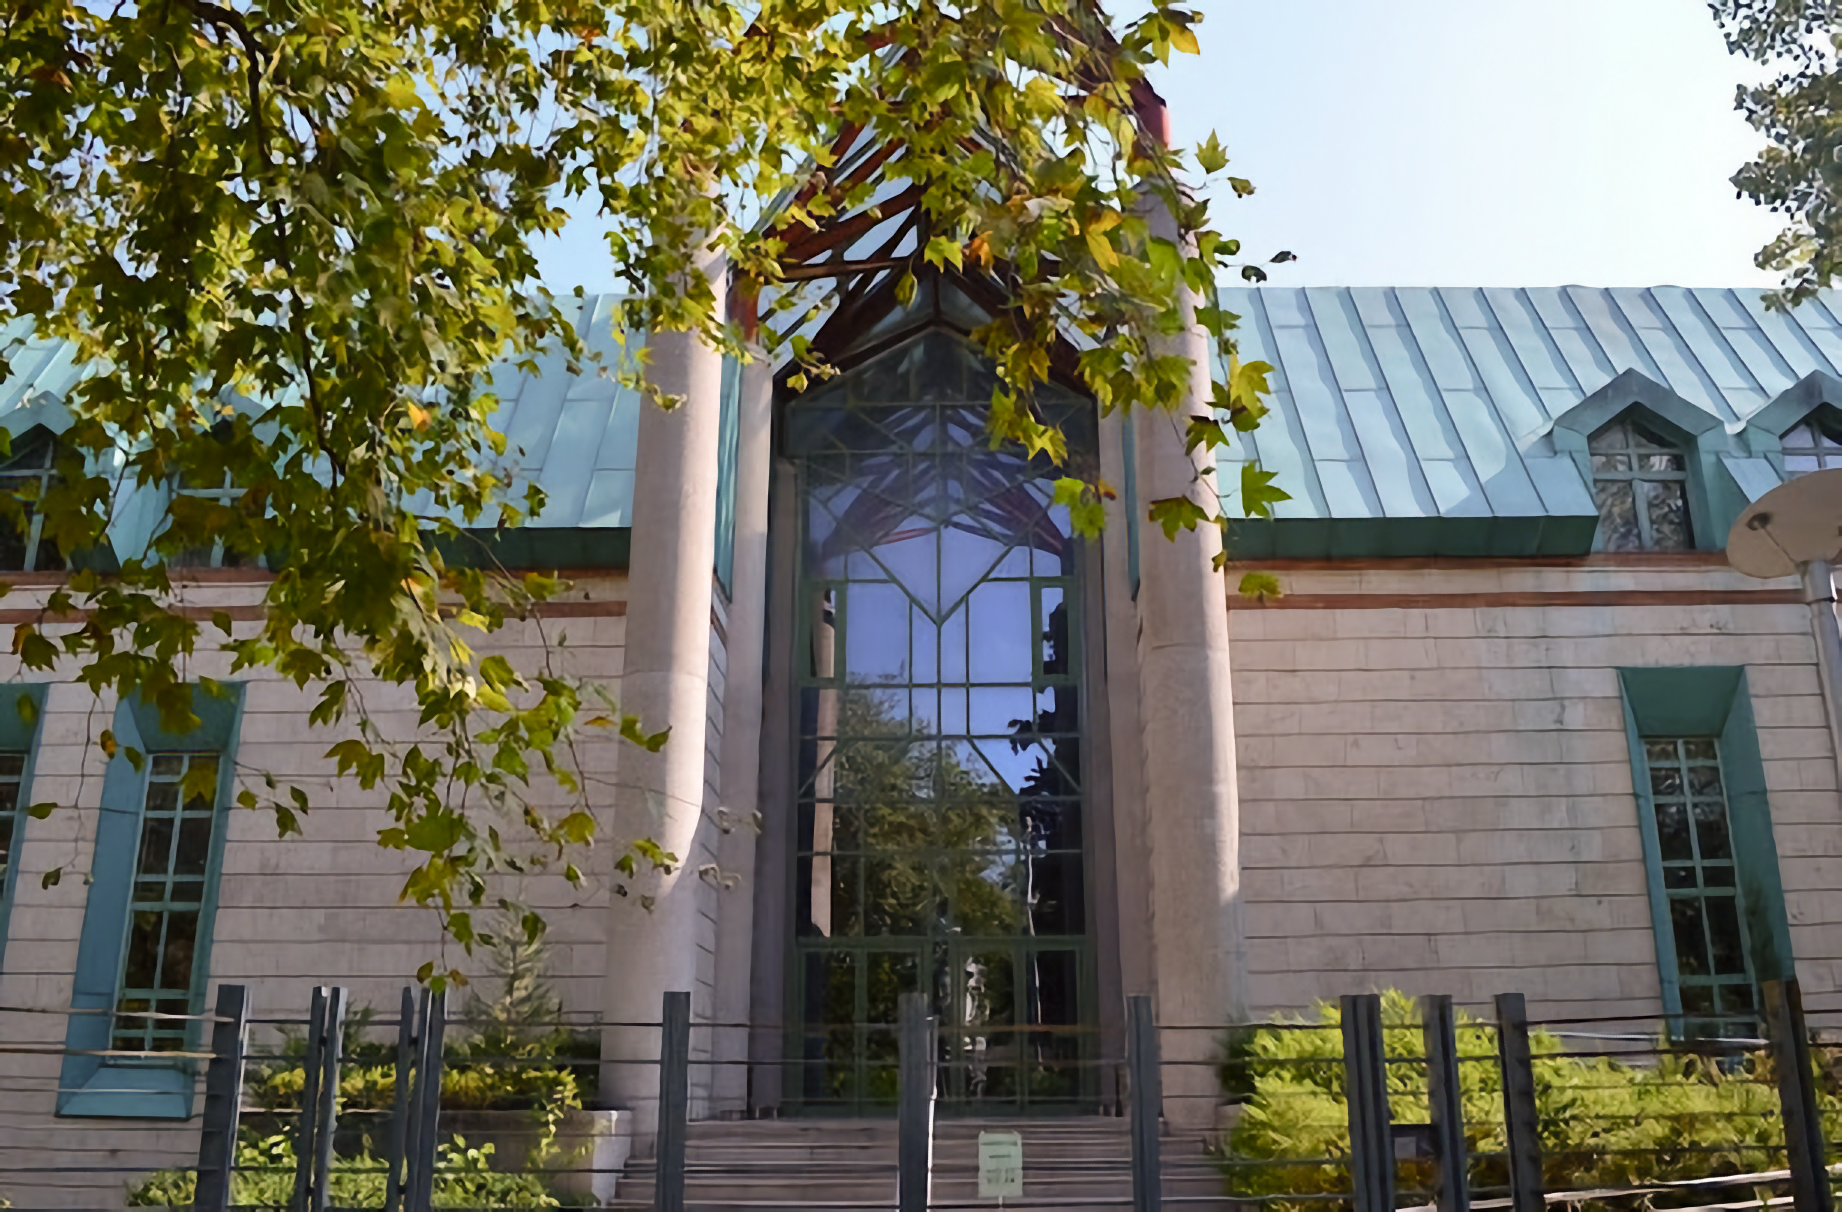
<box><xmin>1217</xmin><ymin>286</ymin><xmax>1842</xmax><ymax>558</ymax></box>
<box><xmin>0</xmin><ymin>294</ymin><xmax>646</xmax><ymax>537</ymax></box>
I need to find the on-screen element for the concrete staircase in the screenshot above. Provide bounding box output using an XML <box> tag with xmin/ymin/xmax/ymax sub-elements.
<box><xmin>610</xmin><ymin>1116</ymin><xmax>1232</xmax><ymax>1210</ymax></box>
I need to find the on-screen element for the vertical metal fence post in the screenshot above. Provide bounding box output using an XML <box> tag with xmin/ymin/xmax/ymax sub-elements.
<box><xmin>406</xmin><ymin>989</ymin><xmax>447</xmax><ymax>1212</ymax></box>
<box><xmin>382</xmin><ymin>987</ymin><xmax>418</xmax><ymax>1212</ymax></box>
<box><xmin>897</xmin><ymin>991</ymin><xmax>936</xmax><ymax>1212</ymax></box>
<box><xmin>1342</xmin><ymin>993</ymin><xmax>1394</xmax><ymax>1212</ymax></box>
<box><xmin>309</xmin><ymin>988</ymin><xmax>349</xmax><ymax>1212</ymax></box>
<box><xmin>1493</xmin><ymin>993</ymin><xmax>1544</xmax><ymax>1212</ymax></box>
<box><xmin>194</xmin><ymin>984</ymin><xmax>250</xmax><ymax>1212</ymax></box>
<box><xmin>292</xmin><ymin>987</ymin><xmax>330</xmax><ymax>1212</ymax></box>
<box><xmin>1764</xmin><ymin>978</ymin><xmax>1833</xmax><ymax>1212</ymax></box>
<box><xmin>1127</xmin><ymin>994</ymin><xmax>1163</xmax><ymax>1212</ymax></box>
<box><xmin>1422</xmin><ymin>994</ymin><xmax>1470</xmax><ymax>1212</ymax></box>
<box><xmin>657</xmin><ymin>990</ymin><xmax>692</xmax><ymax>1212</ymax></box>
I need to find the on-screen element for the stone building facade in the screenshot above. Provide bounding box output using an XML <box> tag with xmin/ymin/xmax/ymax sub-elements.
<box><xmin>0</xmin><ymin>283</ymin><xmax>1839</xmax><ymax>1204</ymax></box>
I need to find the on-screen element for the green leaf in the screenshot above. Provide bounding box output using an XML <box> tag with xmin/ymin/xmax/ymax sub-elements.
<box><xmin>1085</xmin><ymin>228</ymin><xmax>1118</xmax><ymax>270</ymax></box>
<box><xmin>1239</xmin><ymin>463</ymin><xmax>1292</xmax><ymax>520</ymax></box>
<box><xmin>1238</xmin><ymin>572</ymin><xmax>1283</xmax><ymax>602</ymax></box>
<box><xmin>1196</xmin><ymin>132</ymin><xmax>1229</xmax><ymax>175</ymax></box>
<box><xmin>40</xmin><ymin>867</ymin><xmax>60</xmax><ymax>889</ymax></box>
<box><xmin>406</xmin><ymin>812</ymin><xmax>465</xmax><ymax>853</ymax></box>
<box><xmin>1147</xmin><ymin>496</ymin><xmax>1211</xmax><ymax>540</ymax></box>
<box><xmin>13</xmin><ymin>693</ymin><xmax>35</xmax><ymax>727</ymax></box>
<box><xmin>26</xmin><ymin>802</ymin><xmax>55</xmax><ymax>819</ymax></box>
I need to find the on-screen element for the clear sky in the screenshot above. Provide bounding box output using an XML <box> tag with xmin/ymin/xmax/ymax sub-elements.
<box><xmin>530</xmin><ymin>0</ymin><xmax>1785</xmax><ymax>293</ymax></box>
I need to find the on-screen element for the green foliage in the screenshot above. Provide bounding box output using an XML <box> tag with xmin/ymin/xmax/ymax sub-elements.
<box><xmin>1715</xmin><ymin>2</ymin><xmax>1842</xmax><ymax>307</ymax></box>
<box><xmin>1221</xmin><ymin>991</ymin><xmax>1820</xmax><ymax>1210</ymax></box>
<box><xmin>249</xmin><ymin>937</ymin><xmax>592</xmax><ymax>1147</ymax></box>
<box><xmin>125</xmin><ymin>1131</ymin><xmax>557</xmax><ymax>1209</ymax></box>
<box><xmin>0</xmin><ymin>0</ymin><xmax>1279</xmax><ymax>959</ymax></box>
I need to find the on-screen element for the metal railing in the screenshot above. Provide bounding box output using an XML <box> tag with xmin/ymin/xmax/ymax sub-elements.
<box><xmin>1</xmin><ymin>979</ymin><xmax>1836</xmax><ymax>1210</ymax></box>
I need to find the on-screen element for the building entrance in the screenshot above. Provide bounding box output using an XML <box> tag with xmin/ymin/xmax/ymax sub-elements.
<box><xmin>786</xmin><ymin>331</ymin><xmax>1099</xmax><ymax>1113</ymax></box>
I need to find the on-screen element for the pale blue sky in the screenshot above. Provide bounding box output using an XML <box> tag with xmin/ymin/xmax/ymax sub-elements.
<box><xmin>531</xmin><ymin>0</ymin><xmax>1784</xmax><ymax>293</ymax></box>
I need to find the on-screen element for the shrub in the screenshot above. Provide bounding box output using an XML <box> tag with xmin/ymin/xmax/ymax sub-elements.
<box><xmin>1220</xmin><ymin>991</ymin><xmax>1822</xmax><ymax>1211</ymax></box>
<box><xmin>125</xmin><ymin>1131</ymin><xmax>558</xmax><ymax>1209</ymax></box>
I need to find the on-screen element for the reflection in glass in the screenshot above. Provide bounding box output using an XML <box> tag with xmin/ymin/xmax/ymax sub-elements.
<box><xmin>790</xmin><ymin>332</ymin><xmax>1094</xmax><ymax>1110</ymax></box>
<box><xmin>114</xmin><ymin>753</ymin><xmax>221</xmax><ymax>1053</ymax></box>
<box><xmin>1781</xmin><ymin>416</ymin><xmax>1842</xmax><ymax>476</ymax></box>
<box><xmin>1646</xmin><ymin>737</ymin><xmax>1756</xmax><ymax>1029</ymax></box>
<box><xmin>1589</xmin><ymin>419</ymin><xmax>1694</xmax><ymax>551</ymax></box>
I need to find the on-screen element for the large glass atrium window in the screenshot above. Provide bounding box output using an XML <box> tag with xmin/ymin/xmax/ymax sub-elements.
<box><xmin>788</xmin><ymin>331</ymin><xmax>1095</xmax><ymax>1112</ymax></box>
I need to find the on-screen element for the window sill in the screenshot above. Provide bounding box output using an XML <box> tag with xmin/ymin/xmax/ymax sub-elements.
<box><xmin>55</xmin><ymin>1062</ymin><xmax>192</xmax><ymax>1119</ymax></box>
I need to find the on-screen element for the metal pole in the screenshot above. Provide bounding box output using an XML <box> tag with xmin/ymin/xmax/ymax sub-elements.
<box><xmin>1127</xmin><ymin>994</ymin><xmax>1162</xmax><ymax>1212</ymax></box>
<box><xmin>293</xmin><ymin>987</ymin><xmax>330</xmax><ymax>1212</ymax></box>
<box><xmin>897</xmin><ymin>991</ymin><xmax>937</xmax><ymax>1212</ymax></box>
<box><xmin>1803</xmin><ymin>560</ymin><xmax>1842</xmax><ymax>793</ymax></box>
<box><xmin>1765</xmin><ymin>979</ymin><xmax>1833</xmax><ymax>1212</ymax></box>
<box><xmin>194</xmin><ymin>984</ymin><xmax>250</xmax><ymax>1212</ymax></box>
<box><xmin>1493</xmin><ymin>994</ymin><xmax>1544</xmax><ymax>1212</ymax></box>
<box><xmin>1421</xmin><ymin>995</ymin><xmax>1470</xmax><ymax>1212</ymax></box>
<box><xmin>1342</xmin><ymin>993</ymin><xmax>1394</xmax><ymax>1212</ymax></box>
<box><xmin>657</xmin><ymin>990</ymin><xmax>692</xmax><ymax>1212</ymax></box>
<box><xmin>310</xmin><ymin>987</ymin><xmax>348</xmax><ymax>1212</ymax></box>
<box><xmin>407</xmin><ymin>989</ymin><xmax>447</xmax><ymax>1212</ymax></box>
<box><xmin>382</xmin><ymin>987</ymin><xmax>417</xmax><ymax>1212</ymax></box>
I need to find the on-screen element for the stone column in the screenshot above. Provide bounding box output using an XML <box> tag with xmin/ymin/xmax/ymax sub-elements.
<box><xmin>601</xmin><ymin>267</ymin><xmax>728</xmax><ymax>1134</ymax></box>
<box><xmin>709</xmin><ymin>351</ymin><xmax>774</xmax><ymax>1116</ymax></box>
<box><xmin>1803</xmin><ymin>560</ymin><xmax>1842</xmax><ymax>791</ymax></box>
<box><xmin>1130</xmin><ymin>207</ymin><xmax>1247</xmax><ymax>1131</ymax></box>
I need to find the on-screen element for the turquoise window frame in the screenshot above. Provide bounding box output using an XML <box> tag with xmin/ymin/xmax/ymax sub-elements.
<box><xmin>57</xmin><ymin>684</ymin><xmax>244</xmax><ymax>1119</ymax></box>
<box><xmin>1550</xmin><ymin>370</ymin><xmax>1756</xmax><ymax>553</ymax></box>
<box><xmin>0</xmin><ymin>684</ymin><xmax>50</xmax><ymax>972</ymax></box>
<box><xmin>1617</xmin><ymin>667</ymin><xmax>1793</xmax><ymax>1028</ymax></box>
<box><xmin>714</xmin><ymin>352</ymin><xmax>743</xmax><ymax>596</ymax></box>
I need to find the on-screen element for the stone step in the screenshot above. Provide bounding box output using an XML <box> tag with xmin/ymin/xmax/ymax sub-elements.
<box><xmin>609</xmin><ymin>1117</ymin><xmax>1231</xmax><ymax>1211</ymax></box>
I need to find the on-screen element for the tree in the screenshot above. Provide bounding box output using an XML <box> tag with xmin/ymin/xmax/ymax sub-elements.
<box><xmin>1716</xmin><ymin>0</ymin><xmax>1842</xmax><ymax>306</ymax></box>
<box><xmin>0</xmin><ymin>0</ymin><xmax>1275</xmax><ymax>975</ymax></box>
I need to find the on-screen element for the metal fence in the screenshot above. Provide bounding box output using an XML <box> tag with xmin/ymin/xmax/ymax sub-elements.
<box><xmin>2</xmin><ymin>979</ymin><xmax>1839</xmax><ymax>1211</ymax></box>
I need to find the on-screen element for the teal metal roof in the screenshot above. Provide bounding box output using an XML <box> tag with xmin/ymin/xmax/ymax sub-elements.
<box><xmin>1214</xmin><ymin>287</ymin><xmax>1842</xmax><ymax>558</ymax></box>
<box><xmin>0</xmin><ymin>295</ymin><xmax>645</xmax><ymax>560</ymax></box>
<box><xmin>10</xmin><ymin>286</ymin><xmax>1842</xmax><ymax>564</ymax></box>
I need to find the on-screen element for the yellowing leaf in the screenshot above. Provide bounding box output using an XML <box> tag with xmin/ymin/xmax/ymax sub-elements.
<box><xmin>1085</xmin><ymin>228</ymin><xmax>1118</xmax><ymax>270</ymax></box>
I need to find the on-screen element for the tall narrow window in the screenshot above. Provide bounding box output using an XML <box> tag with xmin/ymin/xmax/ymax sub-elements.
<box><xmin>0</xmin><ymin>752</ymin><xmax>27</xmax><ymax>911</ymax></box>
<box><xmin>1643</xmin><ymin>738</ymin><xmax>1755</xmax><ymax>1027</ymax></box>
<box><xmin>113</xmin><ymin>754</ymin><xmax>220</xmax><ymax>1053</ymax></box>
<box><xmin>0</xmin><ymin>433</ymin><xmax>65</xmax><ymax>572</ymax></box>
<box><xmin>1590</xmin><ymin>418</ymin><xmax>1693</xmax><ymax>551</ymax></box>
<box><xmin>1781</xmin><ymin>415</ymin><xmax>1842</xmax><ymax>477</ymax></box>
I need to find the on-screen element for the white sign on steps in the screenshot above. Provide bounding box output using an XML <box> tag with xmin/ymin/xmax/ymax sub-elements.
<box><xmin>977</xmin><ymin>1130</ymin><xmax>1024</xmax><ymax>1200</ymax></box>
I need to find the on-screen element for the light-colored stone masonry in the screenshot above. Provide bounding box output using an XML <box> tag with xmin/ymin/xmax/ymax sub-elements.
<box><xmin>0</xmin><ymin>574</ymin><xmax>634</xmax><ymax>1208</ymax></box>
<box><xmin>1230</xmin><ymin>559</ymin><xmax>1842</xmax><ymax>1021</ymax></box>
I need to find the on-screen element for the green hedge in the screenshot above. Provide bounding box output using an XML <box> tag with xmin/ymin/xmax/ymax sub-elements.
<box><xmin>1221</xmin><ymin>991</ymin><xmax>1831</xmax><ymax>1210</ymax></box>
<box><xmin>126</xmin><ymin>1132</ymin><xmax>559</xmax><ymax>1209</ymax></box>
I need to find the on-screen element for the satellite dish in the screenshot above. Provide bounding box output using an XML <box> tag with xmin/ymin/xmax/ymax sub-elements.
<box><xmin>1727</xmin><ymin>467</ymin><xmax>1842</xmax><ymax>580</ymax></box>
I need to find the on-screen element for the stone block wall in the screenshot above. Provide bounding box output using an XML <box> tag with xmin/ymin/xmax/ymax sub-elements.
<box><xmin>1229</xmin><ymin>555</ymin><xmax>1841</xmax><ymax>1021</ymax></box>
<box><xmin>0</xmin><ymin>573</ymin><xmax>630</xmax><ymax>1208</ymax></box>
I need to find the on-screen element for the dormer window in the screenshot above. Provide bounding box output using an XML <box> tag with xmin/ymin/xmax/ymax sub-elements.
<box><xmin>1781</xmin><ymin>414</ymin><xmax>1842</xmax><ymax>477</ymax></box>
<box><xmin>0</xmin><ymin>433</ymin><xmax>66</xmax><ymax>572</ymax></box>
<box><xmin>170</xmin><ymin>468</ymin><xmax>252</xmax><ymax>569</ymax></box>
<box><xmin>1590</xmin><ymin>418</ymin><xmax>1693</xmax><ymax>551</ymax></box>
